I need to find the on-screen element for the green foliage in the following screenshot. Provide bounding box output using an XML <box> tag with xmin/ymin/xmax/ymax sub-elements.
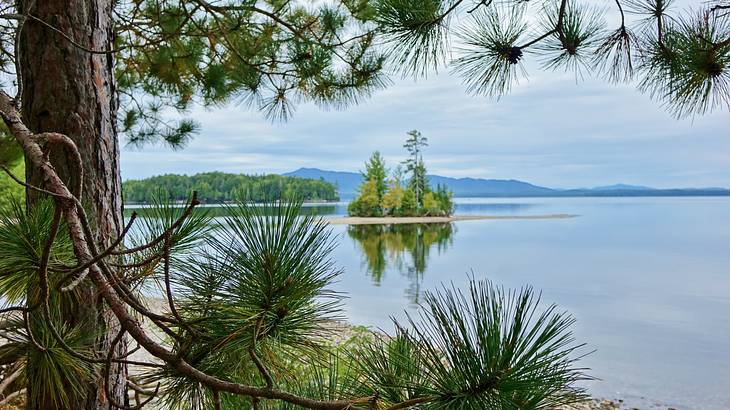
<box><xmin>0</xmin><ymin>315</ymin><xmax>96</xmax><ymax>409</ymax></box>
<box><xmin>125</xmin><ymin>194</ymin><xmax>214</xmax><ymax>286</ymax></box>
<box><xmin>21</xmin><ymin>313</ymin><xmax>97</xmax><ymax>409</ymax></box>
<box><xmin>349</xmin><ymin>133</ymin><xmax>452</xmax><ymax>217</ymax></box>
<box><xmin>400</xmin><ymin>187</ymin><xmax>418</xmax><ymax>215</ymax></box>
<box><xmin>453</xmin><ymin>6</ymin><xmax>528</xmax><ymax>97</ymax></box>
<box><xmin>421</xmin><ymin>191</ymin><xmax>441</xmax><ymax>216</ymax></box>
<box><xmin>433</xmin><ymin>184</ymin><xmax>454</xmax><ymax>216</ymax></box>
<box><xmin>115</xmin><ymin>0</ymin><xmax>387</xmax><ymax>147</ymax></box>
<box><xmin>0</xmin><ymin>126</ymin><xmax>22</xmax><ymax>166</ymax></box>
<box><xmin>0</xmin><ymin>199</ymin><xmax>76</xmax><ymax>303</ymax></box>
<box><xmin>142</xmin><ymin>201</ymin><xmax>345</xmax><ymax>408</ymax></box>
<box><xmin>0</xmin><ymin>199</ymin><xmax>94</xmax><ymax>409</ymax></box>
<box><xmin>538</xmin><ymin>0</ymin><xmax>604</xmax><ymax>74</ymax></box>
<box><xmin>0</xmin><ymin>157</ymin><xmax>23</xmax><ymax>211</ymax></box>
<box><xmin>0</xmin><ymin>129</ymin><xmax>24</xmax><ymax>210</ymax></box>
<box><xmin>381</xmin><ymin>180</ymin><xmax>404</xmax><ymax>214</ymax></box>
<box><xmin>408</xmin><ymin>160</ymin><xmax>430</xmax><ymax>207</ymax></box>
<box><xmin>362</xmin><ymin>151</ymin><xmax>388</xmax><ymax>201</ymax></box>
<box><xmin>0</xmin><ymin>196</ymin><xmax>589</xmax><ymax>409</ymax></box>
<box><xmin>123</xmin><ymin>172</ymin><xmax>339</xmax><ymax>203</ymax></box>
<box><xmin>347</xmin><ymin>179</ymin><xmax>383</xmax><ymax>217</ymax></box>
<box><xmin>354</xmin><ymin>279</ymin><xmax>589</xmax><ymax>409</ymax></box>
<box><xmin>402</xmin><ymin>130</ymin><xmax>429</xmax><ymax>206</ymax></box>
<box><xmin>149</xmin><ymin>201</ymin><xmax>588</xmax><ymax>408</ymax></box>
<box><xmin>212</xmin><ymin>201</ymin><xmax>343</xmax><ymax>344</ymax></box>
<box><xmin>370</xmin><ymin>0</ymin><xmax>730</xmax><ymax>117</ymax></box>
<box><xmin>374</xmin><ymin>0</ymin><xmax>450</xmax><ymax>76</ymax></box>
<box><xmin>645</xmin><ymin>10</ymin><xmax>730</xmax><ymax>117</ymax></box>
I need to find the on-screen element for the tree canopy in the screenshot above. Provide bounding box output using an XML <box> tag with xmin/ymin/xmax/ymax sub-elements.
<box><xmin>123</xmin><ymin>172</ymin><xmax>339</xmax><ymax>203</ymax></box>
<box><xmin>113</xmin><ymin>0</ymin><xmax>388</xmax><ymax>147</ymax></box>
<box><xmin>349</xmin><ymin>134</ymin><xmax>454</xmax><ymax>217</ymax></box>
<box><xmin>375</xmin><ymin>0</ymin><xmax>729</xmax><ymax>118</ymax></box>
<box><xmin>2</xmin><ymin>0</ymin><xmax>723</xmax><ymax>150</ymax></box>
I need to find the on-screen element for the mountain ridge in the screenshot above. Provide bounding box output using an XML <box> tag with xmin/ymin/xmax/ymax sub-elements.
<box><xmin>282</xmin><ymin>167</ymin><xmax>730</xmax><ymax>198</ymax></box>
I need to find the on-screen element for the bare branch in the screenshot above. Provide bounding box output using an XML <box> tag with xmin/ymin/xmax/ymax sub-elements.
<box><xmin>58</xmin><ymin>212</ymin><xmax>138</xmax><ymax>292</ymax></box>
<box><xmin>0</xmin><ymin>364</ymin><xmax>23</xmax><ymax>396</ymax></box>
<box><xmin>249</xmin><ymin>315</ymin><xmax>274</xmax><ymax>388</ymax></box>
<box><xmin>0</xmin><ymin>388</ymin><xmax>26</xmax><ymax>407</ymax></box>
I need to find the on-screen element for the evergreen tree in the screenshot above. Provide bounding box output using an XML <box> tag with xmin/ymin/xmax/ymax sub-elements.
<box><xmin>123</xmin><ymin>172</ymin><xmax>339</xmax><ymax>203</ymax></box>
<box><xmin>402</xmin><ymin>130</ymin><xmax>429</xmax><ymax>205</ymax></box>
<box><xmin>401</xmin><ymin>188</ymin><xmax>419</xmax><ymax>216</ymax></box>
<box><xmin>0</xmin><ymin>0</ymin><xmax>385</xmax><ymax>406</ymax></box>
<box><xmin>435</xmin><ymin>183</ymin><xmax>455</xmax><ymax>215</ymax></box>
<box><xmin>409</xmin><ymin>159</ymin><xmax>430</xmax><ymax>208</ymax></box>
<box><xmin>362</xmin><ymin>151</ymin><xmax>388</xmax><ymax>202</ymax></box>
<box><xmin>0</xmin><ymin>0</ymin><xmax>726</xmax><ymax>407</ymax></box>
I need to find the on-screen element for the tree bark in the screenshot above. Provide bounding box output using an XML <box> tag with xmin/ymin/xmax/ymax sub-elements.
<box><xmin>18</xmin><ymin>0</ymin><xmax>127</xmax><ymax>408</ymax></box>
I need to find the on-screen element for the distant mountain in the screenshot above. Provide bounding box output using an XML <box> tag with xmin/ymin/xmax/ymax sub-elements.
<box><xmin>283</xmin><ymin>168</ymin><xmax>556</xmax><ymax>198</ymax></box>
<box><xmin>282</xmin><ymin>168</ymin><xmax>730</xmax><ymax>198</ymax></box>
<box><xmin>426</xmin><ymin>175</ymin><xmax>555</xmax><ymax>197</ymax></box>
<box><xmin>283</xmin><ymin>168</ymin><xmax>363</xmax><ymax>198</ymax></box>
<box><xmin>589</xmin><ymin>183</ymin><xmax>655</xmax><ymax>191</ymax></box>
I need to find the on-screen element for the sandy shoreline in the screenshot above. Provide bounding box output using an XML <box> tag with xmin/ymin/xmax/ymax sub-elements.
<box><xmin>327</xmin><ymin>214</ymin><xmax>577</xmax><ymax>225</ymax></box>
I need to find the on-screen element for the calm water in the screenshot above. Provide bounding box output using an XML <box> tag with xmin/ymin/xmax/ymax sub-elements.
<box><xmin>132</xmin><ymin>197</ymin><xmax>730</xmax><ymax>408</ymax></box>
<box><xmin>313</xmin><ymin>197</ymin><xmax>730</xmax><ymax>410</ymax></box>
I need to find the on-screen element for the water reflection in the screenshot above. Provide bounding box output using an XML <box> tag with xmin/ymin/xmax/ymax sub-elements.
<box><xmin>346</xmin><ymin>223</ymin><xmax>455</xmax><ymax>303</ymax></box>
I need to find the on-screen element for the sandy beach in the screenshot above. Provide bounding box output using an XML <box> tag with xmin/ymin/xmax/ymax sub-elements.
<box><xmin>327</xmin><ymin>214</ymin><xmax>577</xmax><ymax>225</ymax></box>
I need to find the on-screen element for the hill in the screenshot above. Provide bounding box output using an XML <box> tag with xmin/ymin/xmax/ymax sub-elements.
<box><xmin>282</xmin><ymin>168</ymin><xmax>363</xmax><ymax>198</ymax></box>
<box><xmin>282</xmin><ymin>168</ymin><xmax>730</xmax><ymax>198</ymax></box>
<box><xmin>426</xmin><ymin>175</ymin><xmax>555</xmax><ymax>197</ymax></box>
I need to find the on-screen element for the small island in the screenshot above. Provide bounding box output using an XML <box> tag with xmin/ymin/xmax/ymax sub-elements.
<box><xmin>348</xmin><ymin>130</ymin><xmax>455</xmax><ymax>218</ymax></box>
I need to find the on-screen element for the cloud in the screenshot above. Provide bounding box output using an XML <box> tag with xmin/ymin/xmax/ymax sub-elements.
<box><xmin>121</xmin><ymin>1</ymin><xmax>730</xmax><ymax>188</ymax></box>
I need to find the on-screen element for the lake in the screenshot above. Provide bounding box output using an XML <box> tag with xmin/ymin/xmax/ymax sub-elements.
<box><xmin>131</xmin><ymin>196</ymin><xmax>730</xmax><ymax>409</ymax></box>
<box><xmin>307</xmin><ymin>197</ymin><xmax>730</xmax><ymax>410</ymax></box>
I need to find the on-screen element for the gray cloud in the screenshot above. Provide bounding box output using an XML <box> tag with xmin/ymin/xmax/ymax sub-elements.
<box><xmin>121</xmin><ymin>2</ymin><xmax>729</xmax><ymax>189</ymax></box>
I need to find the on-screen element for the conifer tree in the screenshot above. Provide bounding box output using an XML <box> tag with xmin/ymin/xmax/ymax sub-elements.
<box><xmin>0</xmin><ymin>0</ymin><xmax>726</xmax><ymax>407</ymax></box>
<box><xmin>402</xmin><ymin>130</ymin><xmax>429</xmax><ymax>205</ymax></box>
<box><xmin>362</xmin><ymin>151</ymin><xmax>388</xmax><ymax>202</ymax></box>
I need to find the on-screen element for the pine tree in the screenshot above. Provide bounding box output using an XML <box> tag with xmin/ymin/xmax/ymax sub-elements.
<box><xmin>362</xmin><ymin>151</ymin><xmax>388</xmax><ymax>202</ymax></box>
<box><xmin>0</xmin><ymin>0</ymin><xmax>727</xmax><ymax>407</ymax></box>
<box><xmin>409</xmin><ymin>159</ymin><xmax>430</xmax><ymax>208</ymax></box>
<box><xmin>402</xmin><ymin>130</ymin><xmax>429</xmax><ymax>205</ymax></box>
<box><xmin>0</xmin><ymin>0</ymin><xmax>385</xmax><ymax>406</ymax></box>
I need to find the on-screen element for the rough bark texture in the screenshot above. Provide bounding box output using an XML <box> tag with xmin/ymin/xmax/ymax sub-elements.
<box><xmin>18</xmin><ymin>0</ymin><xmax>127</xmax><ymax>408</ymax></box>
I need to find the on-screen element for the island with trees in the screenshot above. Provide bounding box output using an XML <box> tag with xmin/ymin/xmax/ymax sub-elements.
<box><xmin>348</xmin><ymin>130</ymin><xmax>455</xmax><ymax>217</ymax></box>
<box><xmin>123</xmin><ymin>172</ymin><xmax>339</xmax><ymax>204</ymax></box>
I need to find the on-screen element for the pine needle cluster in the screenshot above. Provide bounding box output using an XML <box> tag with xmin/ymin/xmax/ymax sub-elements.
<box><xmin>0</xmin><ymin>196</ymin><xmax>591</xmax><ymax>409</ymax></box>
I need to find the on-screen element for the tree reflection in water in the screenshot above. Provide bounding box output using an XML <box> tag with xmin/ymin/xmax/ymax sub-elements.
<box><xmin>346</xmin><ymin>223</ymin><xmax>455</xmax><ymax>303</ymax></box>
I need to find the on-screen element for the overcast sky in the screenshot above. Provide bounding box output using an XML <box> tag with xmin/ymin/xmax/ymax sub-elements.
<box><xmin>120</xmin><ymin>3</ymin><xmax>729</xmax><ymax>189</ymax></box>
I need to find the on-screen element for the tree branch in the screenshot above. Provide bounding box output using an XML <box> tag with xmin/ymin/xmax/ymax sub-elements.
<box><xmin>0</xmin><ymin>90</ymin><xmax>366</xmax><ymax>410</ymax></box>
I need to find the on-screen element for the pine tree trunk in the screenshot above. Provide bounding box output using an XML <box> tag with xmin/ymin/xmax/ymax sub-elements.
<box><xmin>19</xmin><ymin>0</ymin><xmax>127</xmax><ymax>408</ymax></box>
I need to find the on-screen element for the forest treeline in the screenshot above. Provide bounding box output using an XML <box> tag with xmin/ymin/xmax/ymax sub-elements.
<box><xmin>122</xmin><ymin>172</ymin><xmax>338</xmax><ymax>203</ymax></box>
